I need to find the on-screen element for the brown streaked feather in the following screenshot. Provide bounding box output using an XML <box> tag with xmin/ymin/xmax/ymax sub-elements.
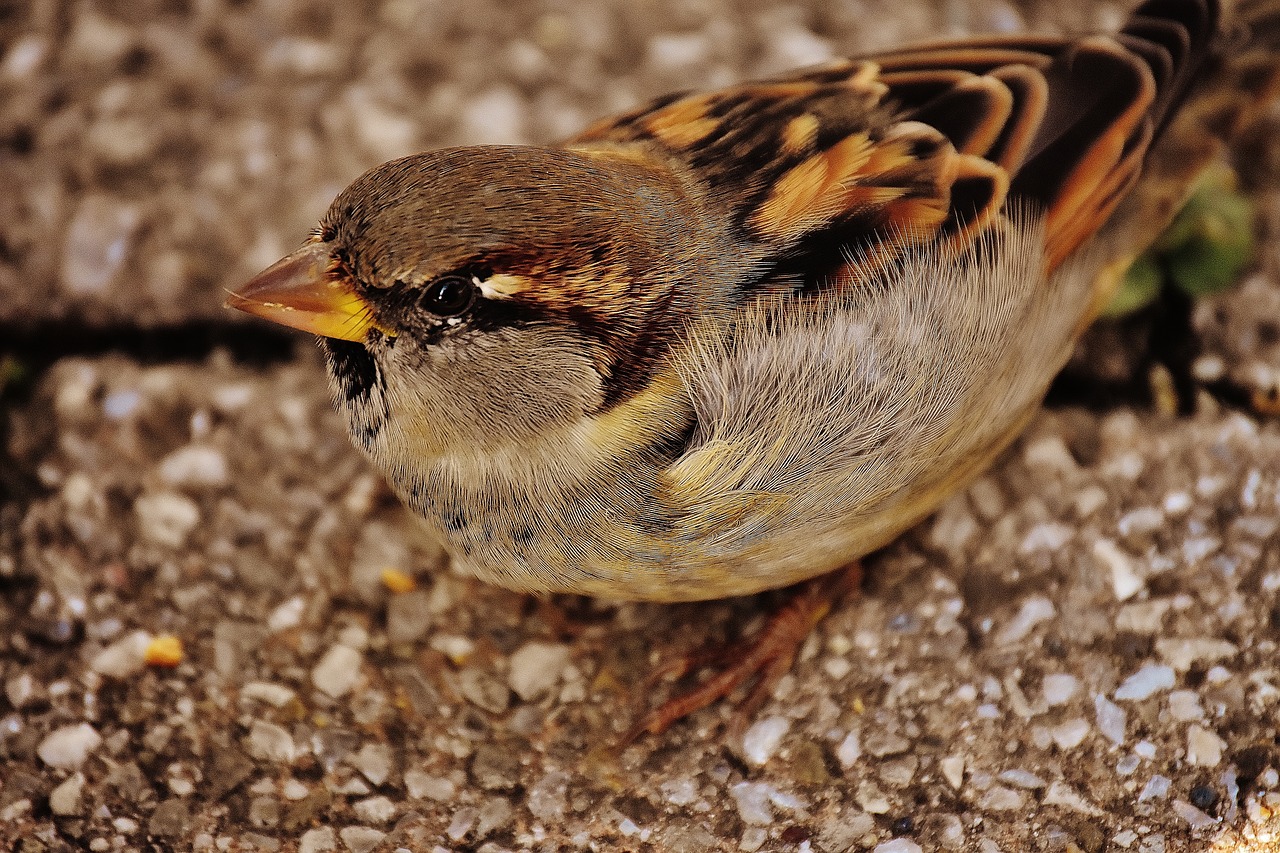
<box><xmin>569</xmin><ymin>0</ymin><xmax>1223</xmax><ymax>289</ymax></box>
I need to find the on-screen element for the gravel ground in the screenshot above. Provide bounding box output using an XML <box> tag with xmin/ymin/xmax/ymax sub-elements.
<box><xmin>4</xmin><ymin>1</ymin><xmax>1280</xmax><ymax>852</ymax></box>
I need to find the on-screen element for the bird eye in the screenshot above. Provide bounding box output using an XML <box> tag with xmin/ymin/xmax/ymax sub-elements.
<box><xmin>418</xmin><ymin>275</ymin><xmax>475</xmax><ymax>317</ymax></box>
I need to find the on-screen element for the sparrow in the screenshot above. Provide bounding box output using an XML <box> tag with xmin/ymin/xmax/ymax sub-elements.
<box><xmin>229</xmin><ymin>0</ymin><xmax>1280</xmax><ymax>731</ymax></box>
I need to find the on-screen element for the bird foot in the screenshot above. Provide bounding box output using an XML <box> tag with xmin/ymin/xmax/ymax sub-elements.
<box><xmin>622</xmin><ymin>562</ymin><xmax>862</xmax><ymax>743</ymax></box>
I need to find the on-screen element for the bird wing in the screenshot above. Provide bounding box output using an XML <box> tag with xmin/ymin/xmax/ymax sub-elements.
<box><xmin>571</xmin><ymin>0</ymin><xmax>1220</xmax><ymax>282</ymax></box>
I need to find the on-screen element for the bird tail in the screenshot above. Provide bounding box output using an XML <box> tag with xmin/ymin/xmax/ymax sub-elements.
<box><xmin>1084</xmin><ymin>0</ymin><xmax>1280</xmax><ymax>315</ymax></box>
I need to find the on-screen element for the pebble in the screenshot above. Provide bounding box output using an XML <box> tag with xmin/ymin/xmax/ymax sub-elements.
<box><xmin>1041</xmin><ymin>673</ymin><xmax>1079</xmax><ymax>706</ymax></box>
<box><xmin>729</xmin><ymin>781</ymin><xmax>801</xmax><ymax>826</ymax></box>
<box><xmin>338</xmin><ymin>826</ymin><xmax>385</xmax><ymax>853</ymax></box>
<box><xmin>507</xmin><ymin>641</ymin><xmax>571</xmax><ymax>702</ymax></box>
<box><xmin>1050</xmin><ymin>718</ymin><xmax>1090</xmax><ymax>750</ymax></box>
<box><xmin>90</xmin><ymin>630</ymin><xmax>151</xmax><ymax>677</ymax></box>
<box><xmin>873</xmin><ymin>840</ymin><xmax>923</xmax><ymax>853</ymax></box>
<box><xmin>352</xmin><ymin>743</ymin><xmax>393</xmax><ymax>786</ymax></box>
<box><xmin>405</xmin><ymin>769</ymin><xmax>456</xmax><ymax>802</ymax></box>
<box><xmin>1094</xmin><ymin>695</ymin><xmax>1127</xmax><ymax>745</ymax></box>
<box><xmin>527</xmin><ymin>770</ymin><xmax>569</xmax><ymax>820</ymax></box>
<box><xmin>837</xmin><ymin>730</ymin><xmax>862</xmax><ymax>769</ymax></box>
<box><xmin>1115</xmin><ymin>665</ymin><xmax>1176</xmax><ymax>701</ymax></box>
<box><xmin>299</xmin><ymin>827</ymin><xmax>337</xmax><ymax>853</ymax></box>
<box><xmin>1138</xmin><ymin>775</ymin><xmax>1171</xmax><ymax>801</ymax></box>
<box><xmin>1171</xmin><ymin>800</ymin><xmax>1216</xmax><ymax>829</ymax></box>
<box><xmin>1093</xmin><ymin>539</ymin><xmax>1144</xmax><ymax>601</ymax></box>
<box><xmin>61</xmin><ymin>195</ymin><xmax>141</xmax><ymax>295</ymax></box>
<box><xmin>385</xmin><ymin>589</ymin><xmax>433</xmax><ymax>644</ymax></box>
<box><xmin>741</xmin><ymin>716</ymin><xmax>790</xmax><ymax>766</ymax></box>
<box><xmin>158</xmin><ymin>445</ymin><xmax>229</xmax><ymax>488</ymax></box>
<box><xmin>312</xmin><ymin>644</ymin><xmax>363</xmax><ymax>698</ymax></box>
<box><xmin>267</xmin><ymin>596</ymin><xmax>307</xmax><ymax>632</ymax></box>
<box><xmin>38</xmin><ymin>723</ymin><xmax>102</xmax><ymax>769</ymax></box>
<box><xmin>1166</xmin><ymin>690</ymin><xmax>1203</xmax><ymax>722</ymax></box>
<box><xmin>1043</xmin><ymin>781</ymin><xmax>1103</xmax><ymax>816</ymax></box>
<box><xmin>134</xmin><ymin>491</ymin><xmax>201</xmax><ymax>548</ymax></box>
<box><xmin>979</xmin><ymin>785</ymin><xmax>1025</xmax><ymax>810</ymax></box>
<box><xmin>1186</xmin><ymin>725</ymin><xmax>1227</xmax><ymax>767</ymax></box>
<box><xmin>246</xmin><ymin>720</ymin><xmax>296</xmax><ymax>764</ymax></box>
<box><xmin>1154</xmin><ymin>638</ymin><xmax>1238</xmax><ymax>672</ymax></box>
<box><xmin>241</xmin><ymin>681</ymin><xmax>297</xmax><ymax>708</ymax></box>
<box><xmin>49</xmin><ymin>773</ymin><xmax>85</xmax><ymax>815</ymax></box>
<box><xmin>1018</xmin><ymin>522</ymin><xmax>1073</xmax><ymax>553</ymax></box>
<box><xmin>998</xmin><ymin>769</ymin><xmax>1045</xmax><ymax>789</ymax></box>
<box><xmin>995</xmin><ymin>595</ymin><xmax>1055</xmax><ymax>645</ymax></box>
<box><xmin>940</xmin><ymin>754</ymin><xmax>965</xmax><ymax>789</ymax></box>
<box><xmin>352</xmin><ymin>796</ymin><xmax>396</xmax><ymax>824</ymax></box>
<box><xmin>477</xmin><ymin>796</ymin><xmax>514</xmax><ymax>837</ymax></box>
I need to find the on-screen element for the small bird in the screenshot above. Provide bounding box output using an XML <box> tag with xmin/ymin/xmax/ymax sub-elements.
<box><xmin>230</xmin><ymin>0</ymin><xmax>1279</xmax><ymax>733</ymax></box>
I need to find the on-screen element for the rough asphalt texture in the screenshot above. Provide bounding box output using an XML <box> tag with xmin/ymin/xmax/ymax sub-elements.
<box><xmin>3</xmin><ymin>1</ymin><xmax>1280</xmax><ymax>851</ymax></box>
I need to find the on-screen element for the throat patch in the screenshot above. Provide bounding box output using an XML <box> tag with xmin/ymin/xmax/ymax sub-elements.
<box><xmin>323</xmin><ymin>338</ymin><xmax>381</xmax><ymax>403</ymax></box>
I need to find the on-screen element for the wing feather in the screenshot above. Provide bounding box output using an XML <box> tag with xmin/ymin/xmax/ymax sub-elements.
<box><xmin>570</xmin><ymin>0</ymin><xmax>1222</xmax><ymax>287</ymax></box>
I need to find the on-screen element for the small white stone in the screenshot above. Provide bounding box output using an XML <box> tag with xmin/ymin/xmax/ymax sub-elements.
<box><xmin>91</xmin><ymin>630</ymin><xmax>151</xmax><ymax>678</ymax></box>
<box><xmin>873</xmin><ymin>840</ymin><xmax>923</xmax><ymax>853</ymax></box>
<box><xmin>282</xmin><ymin>779</ymin><xmax>310</xmax><ymax>801</ymax></box>
<box><xmin>741</xmin><ymin>716</ymin><xmax>790</xmax><ymax>766</ymax></box>
<box><xmin>352</xmin><ymin>743</ymin><xmax>393</xmax><ymax>786</ymax></box>
<box><xmin>837</xmin><ymin>731</ymin><xmax>862</xmax><ymax>769</ymax></box>
<box><xmin>507</xmin><ymin>642</ymin><xmax>571</xmax><ymax>702</ymax></box>
<box><xmin>338</xmin><ymin>826</ymin><xmax>385</xmax><ymax>853</ymax></box>
<box><xmin>979</xmin><ymin>785</ymin><xmax>1025</xmax><ymax>810</ymax></box>
<box><xmin>1115</xmin><ymin>599</ymin><xmax>1173</xmax><ymax>634</ymax></box>
<box><xmin>240</xmin><ymin>682</ymin><xmax>297</xmax><ymax>708</ymax></box>
<box><xmin>1018</xmin><ymin>522</ymin><xmax>1073</xmax><ymax>554</ymax></box>
<box><xmin>1167</xmin><ymin>690</ymin><xmax>1204</xmax><ymax>722</ymax></box>
<box><xmin>1043</xmin><ymin>781</ymin><xmax>1103</xmax><ymax>816</ymax></box>
<box><xmin>995</xmin><ymin>595</ymin><xmax>1055</xmax><ymax>645</ymax></box>
<box><xmin>1022</xmin><ymin>435</ymin><xmax>1079</xmax><ymax>475</ymax></box>
<box><xmin>1172</xmin><ymin>800</ymin><xmax>1216</xmax><ymax>829</ymax></box>
<box><xmin>61</xmin><ymin>196</ymin><xmax>141</xmax><ymax>295</ymax></box>
<box><xmin>1050</xmin><ymin>718</ymin><xmax>1091</xmax><ymax>750</ymax></box>
<box><xmin>352</xmin><ymin>796</ymin><xmax>396</xmax><ymax>824</ymax></box>
<box><xmin>1186</xmin><ymin>725</ymin><xmax>1227</xmax><ymax>767</ymax></box>
<box><xmin>49</xmin><ymin>773</ymin><xmax>85</xmax><ymax>815</ymax></box>
<box><xmin>404</xmin><ymin>769</ymin><xmax>455</xmax><ymax>801</ymax></box>
<box><xmin>38</xmin><ymin>723</ymin><xmax>102</xmax><ymax>769</ymax></box>
<box><xmin>729</xmin><ymin>782</ymin><xmax>775</xmax><ymax>826</ymax></box>
<box><xmin>245</xmin><ymin>720</ymin><xmax>295</xmax><ymax>763</ymax></box>
<box><xmin>158</xmin><ymin>445</ymin><xmax>229</xmax><ymax>488</ymax></box>
<box><xmin>1093</xmin><ymin>539</ymin><xmax>1143</xmax><ymax>601</ymax></box>
<box><xmin>312</xmin><ymin>644</ymin><xmax>363</xmax><ymax>698</ymax></box>
<box><xmin>1094</xmin><ymin>694</ymin><xmax>1127</xmax><ymax>745</ymax></box>
<box><xmin>267</xmin><ymin>596</ymin><xmax>306</xmax><ymax>632</ymax></box>
<box><xmin>1155</xmin><ymin>638</ymin><xmax>1238</xmax><ymax>672</ymax></box>
<box><xmin>134</xmin><ymin>492</ymin><xmax>200</xmax><ymax>548</ymax></box>
<box><xmin>1117</xmin><ymin>507</ymin><xmax>1164</xmax><ymax>537</ymax></box>
<box><xmin>1041</xmin><ymin>673</ymin><xmax>1079</xmax><ymax>706</ymax></box>
<box><xmin>299</xmin><ymin>826</ymin><xmax>336</xmax><ymax>853</ymax></box>
<box><xmin>998</xmin><ymin>769</ymin><xmax>1045</xmax><ymax>789</ymax></box>
<box><xmin>1138</xmin><ymin>775</ymin><xmax>1171</xmax><ymax>801</ymax></box>
<box><xmin>1115</xmin><ymin>664</ymin><xmax>1176</xmax><ymax>701</ymax></box>
<box><xmin>940</xmin><ymin>754</ymin><xmax>965</xmax><ymax>789</ymax></box>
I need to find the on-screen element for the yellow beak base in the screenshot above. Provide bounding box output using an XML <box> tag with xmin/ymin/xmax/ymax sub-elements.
<box><xmin>225</xmin><ymin>241</ymin><xmax>378</xmax><ymax>342</ymax></box>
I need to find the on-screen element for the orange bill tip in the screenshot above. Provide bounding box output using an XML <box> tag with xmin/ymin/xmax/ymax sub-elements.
<box><xmin>226</xmin><ymin>241</ymin><xmax>381</xmax><ymax>342</ymax></box>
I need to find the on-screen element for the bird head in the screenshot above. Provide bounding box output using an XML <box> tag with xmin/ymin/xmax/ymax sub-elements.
<box><xmin>227</xmin><ymin>145</ymin><xmax>720</xmax><ymax>458</ymax></box>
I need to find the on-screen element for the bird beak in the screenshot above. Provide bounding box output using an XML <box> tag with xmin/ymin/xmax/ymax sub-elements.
<box><xmin>225</xmin><ymin>241</ymin><xmax>379</xmax><ymax>342</ymax></box>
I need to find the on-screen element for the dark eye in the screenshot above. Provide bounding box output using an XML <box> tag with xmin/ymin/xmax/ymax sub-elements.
<box><xmin>418</xmin><ymin>275</ymin><xmax>475</xmax><ymax>317</ymax></box>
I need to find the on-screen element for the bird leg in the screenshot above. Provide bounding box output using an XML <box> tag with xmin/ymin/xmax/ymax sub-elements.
<box><xmin>622</xmin><ymin>562</ymin><xmax>862</xmax><ymax>743</ymax></box>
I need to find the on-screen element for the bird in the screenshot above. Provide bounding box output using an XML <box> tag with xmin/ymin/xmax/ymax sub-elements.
<box><xmin>229</xmin><ymin>0</ymin><xmax>1280</xmax><ymax>736</ymax></box>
